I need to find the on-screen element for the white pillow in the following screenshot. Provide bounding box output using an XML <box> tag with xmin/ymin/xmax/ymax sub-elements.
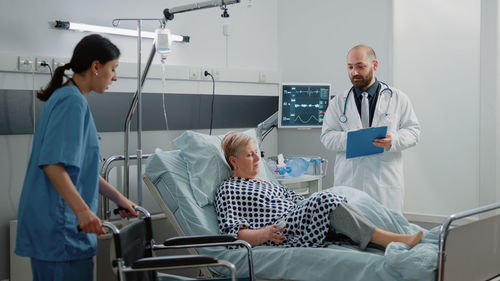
<box><xmin>173</xmin><ymin>130</ymin><xmax>275</xmax><ymax>207</ymax></box>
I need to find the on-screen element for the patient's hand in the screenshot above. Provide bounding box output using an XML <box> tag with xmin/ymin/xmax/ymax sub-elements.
<box><xmin>264</xmin><ymin>225</ymin><xmax>286</xmax><ymax>244</ymax></box>
<box><xmin>238</xmin><ymin>225</ymin><xmax>286</xmax><ymax>246</ymax></box>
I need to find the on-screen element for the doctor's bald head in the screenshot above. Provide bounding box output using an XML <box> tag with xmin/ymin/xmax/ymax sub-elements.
<box><xmin>348</xmin><ymin>45</ymin><xmax>377</xmax><ymax>60</ymax></box>
<box><xmin>347</xmin><ymin>45</ymin><xmax>378</xmax><ymax>90</ymax></box>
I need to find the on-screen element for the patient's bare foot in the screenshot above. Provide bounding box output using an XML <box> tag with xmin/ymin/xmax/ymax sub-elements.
<box><xmin>371</xmin><ymin>229</ymin><xmax>424</xmax><ymax>248</ymax></box>
<box><xmin>401</xmin><ymin>230</ymin><xmax>423</xmax><ymax>248</ymax></box>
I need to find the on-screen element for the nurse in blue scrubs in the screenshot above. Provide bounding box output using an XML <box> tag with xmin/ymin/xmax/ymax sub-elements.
<box><xmin>15</xmin><ymin>34</ymin><xmax>138</xmax><ymax>281</ymax></box>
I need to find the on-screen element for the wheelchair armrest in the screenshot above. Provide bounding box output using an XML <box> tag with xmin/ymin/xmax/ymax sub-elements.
<box><xmin>155</xmin><ymin>237</ymin><xmax>255</xmax><ymax>281</ymax></box>
<box><xmin>132</xmin><ymin>254</ymin><xmax>217</xmax><ymax>269</ymax></box>
<box><xmin>163</xmin><ymin>235</ymin><xmax>236</xmax><ymax>246</ymax></box>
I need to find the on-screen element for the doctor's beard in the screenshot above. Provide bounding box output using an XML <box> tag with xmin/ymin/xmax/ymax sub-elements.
<box><xmin>350</xmin><ymin>68</ymin><xmax>374</xmax><ymax>90</ymax></box>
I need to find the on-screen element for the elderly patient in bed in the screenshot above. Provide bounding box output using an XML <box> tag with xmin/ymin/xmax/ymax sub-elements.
<box><xmin>215</xmin><ymin>131</ymin><xmax>422</xmax><ymax>249</ymax></box>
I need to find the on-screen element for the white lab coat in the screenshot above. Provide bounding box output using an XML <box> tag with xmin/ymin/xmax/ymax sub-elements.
<box><xmin>320</xmin><ymin>83</ymin><xmax>420</xmax><ymax>212</ymax></box>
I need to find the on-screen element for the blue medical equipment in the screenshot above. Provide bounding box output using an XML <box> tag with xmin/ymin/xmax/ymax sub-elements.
<box><xmin>339</xmin><ymin>81</ymin><xmax>393</xmax><ymax>124</ymax></box>
<box><xmin>267</xmin><ymin>155</ymin><xmax>326</xmax><ymax>178</ymax></box>
<box><xmin>276</xmin><ymin>157</ymin><xmax>309</xmax><ymax>178</ymax></box>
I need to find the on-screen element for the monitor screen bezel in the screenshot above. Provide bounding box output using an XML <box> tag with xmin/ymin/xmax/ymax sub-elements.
<box><xmin>278</xmin><ymin>82</ymin><xmax>332</xmax><ymax>129</ymax></box>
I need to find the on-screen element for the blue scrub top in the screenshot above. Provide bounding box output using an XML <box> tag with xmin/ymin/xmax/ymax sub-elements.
<box><xmin>15</xmin><ymin>85</ymin><xmax>100</xmax><ymax>262</ymax></box>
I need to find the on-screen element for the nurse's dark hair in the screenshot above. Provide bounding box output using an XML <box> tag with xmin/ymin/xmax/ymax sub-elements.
<box><xmin>37</xmin><ymin>34</ymin><xmax>120</xmax><ymax>101</ymax></box>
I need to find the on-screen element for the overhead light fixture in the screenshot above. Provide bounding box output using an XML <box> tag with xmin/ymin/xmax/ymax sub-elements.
<box><xmin>52</xmin><ymin>21</ymin><xmax>189</xmax><ymax>43</ymax></box>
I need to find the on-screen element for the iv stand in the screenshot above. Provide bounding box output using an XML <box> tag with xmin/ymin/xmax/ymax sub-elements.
<box><xmin>112</xmin><ymin>18</ymin><xmax>162</xmax><ymax>208</ymax></box>
<box><xmin>115</xmin><ymin>0</ymin><xmax>240</xmax><ymax>210</ymax></box>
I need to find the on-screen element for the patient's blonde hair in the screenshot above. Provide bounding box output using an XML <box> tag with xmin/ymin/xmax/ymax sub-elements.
<box><xmin>221</xmin><ymin>131</ymin><xmax>256</xmax><ymax>170</ymax></box>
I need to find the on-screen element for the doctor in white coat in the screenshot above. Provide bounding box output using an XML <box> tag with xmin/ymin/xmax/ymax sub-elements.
<box><xmin>321</xmin><ymin>45</ymin><xmax>420</xmax><ymax>212</ymax></box>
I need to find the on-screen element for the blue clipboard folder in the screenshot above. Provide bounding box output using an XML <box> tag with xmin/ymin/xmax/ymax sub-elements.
<box><xmin>346</xmin><ymin>126</ymin><xmax>388</xmax><ymax>159</ymax></box>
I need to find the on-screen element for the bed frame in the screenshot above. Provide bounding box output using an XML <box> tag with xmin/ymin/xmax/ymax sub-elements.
<box><xmin>144</xmin><ymin>172</ymin><xmax>500</xmax><ymax>281</ymax></box>
<box><xmin>438</xmin><ymin>202</ymin><xmax>500</xmax><ymax>281</ymax></box>
<box><xmin>99</xmin><ymin>154</ymin><xmax>500</xmax><ymax>281</ymax></box>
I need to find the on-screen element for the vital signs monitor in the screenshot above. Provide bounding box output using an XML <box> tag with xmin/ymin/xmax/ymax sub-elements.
<box><xmin>278</xmin><ymin>83</ymin><xmax>332</xmax><ymax>128</ymax></box>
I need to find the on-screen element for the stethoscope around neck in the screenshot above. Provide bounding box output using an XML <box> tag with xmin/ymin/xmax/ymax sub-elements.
<box><xmin>339</xmin><ymin>81</ymin><xmax>393</xmax><ymax>124</ymax></box>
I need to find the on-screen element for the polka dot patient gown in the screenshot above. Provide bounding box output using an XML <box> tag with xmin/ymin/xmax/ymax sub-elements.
<box><xmin>215</xmin><ymin>177</ymin><xmax>347</xmax><ymax>247</ymax></box>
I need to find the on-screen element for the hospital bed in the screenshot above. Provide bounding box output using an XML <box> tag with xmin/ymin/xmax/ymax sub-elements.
<box><xmin>106</xmin><ymin>130</ymin><xmax>500</xmax><ymax>281</ymax></box>
<box><xmin>142</xmin><ymin>152</ymin><xmax>431</xmax><ymax>280</ymax></box>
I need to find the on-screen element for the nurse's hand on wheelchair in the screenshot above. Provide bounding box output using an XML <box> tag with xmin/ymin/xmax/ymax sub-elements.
<box><xmin>114</xmin><ymin>197</ymin><xmax>139</xmax><ymax>218</ymax></box>
<box><xmin>77</xmin><ymin>209</ymin><xmax>107</xmax><ymax>234</ymax></box>
<box><xmin>77</xmin><ymin>206</ymin><xmax>137</xmax><ymax>234</ymax></box>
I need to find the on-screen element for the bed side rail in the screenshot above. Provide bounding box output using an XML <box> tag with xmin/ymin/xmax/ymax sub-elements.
<box><xmin>100</xmin><ymin>154</ymin><xmax>152</xmax><ymax>220</ymax></box>
<box><xmin>438</xmin><ymin>201</ymin><xmax>500</xmax><ymax>281</ymax></box>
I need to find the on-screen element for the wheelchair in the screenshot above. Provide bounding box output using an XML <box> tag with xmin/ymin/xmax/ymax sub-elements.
<box><xmin>102</xmin><ymin>206</ymin><xmax>254</xmax><ymax>281</ymax></box>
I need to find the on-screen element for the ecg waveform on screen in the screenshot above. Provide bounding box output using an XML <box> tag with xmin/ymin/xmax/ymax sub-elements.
<box><xmin>294</xmin><ymin>104</ymin><xmax>319</xmax><ymax>108</ymax></box>
<box><xmin>295</xmin><ymin>115</ymin><xmax>320</xmax><ymax>123</ymax></box>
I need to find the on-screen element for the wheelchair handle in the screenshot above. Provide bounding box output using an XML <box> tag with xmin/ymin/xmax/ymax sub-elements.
<box><xmin>113</xmin><ymin>207</ymin><xmax>130</xmax><ymax>215</ymax></box>
<box><xmin>77</xmin><ymin>205</ymin><xmax>149</xmax><ymax>232</ymax></box>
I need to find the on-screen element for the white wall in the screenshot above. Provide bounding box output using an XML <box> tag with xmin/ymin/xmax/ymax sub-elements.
<box><xmin>479</xmin><ymin>0</ymin><xmax>500</xmax><ymax>207</ymax></box>
<box><xmin>276</xmin><ymin>0</ymin><xmax>393</xmax><ymax>190</ymax></box>
<box><xmin>0</xmin><ymin>0</ymin><xmax>278</xmax><ymax>69</ymax></box>
<box><xmin>277</xmin><ymin>0</ymin><xmax>393</xmax><ymax>89</ymax></box>
<box><xmin>496</xmin><ymin>1</ymin><xmax>500</xmax><ymax>203</ymax></box>
<box><xmin>277</xmin><ymin>0</ymin><xmax>500</xmax><ymax>220</ymax></box>
<box><xmin>394</xmin><ymin>0</ymin><xmax>482</xmax><ymax>216</ymax></box>
<box><xmin>0</xmin><ymin>1</ymin><xmax>279</xmax><ymax>280</ymax></box>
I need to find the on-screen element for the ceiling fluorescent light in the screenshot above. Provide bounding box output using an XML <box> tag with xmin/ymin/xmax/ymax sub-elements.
<box><xmin>53</xmin><ymin>21</ymin><xmax>189</xmax><ymax>43</ymax></box>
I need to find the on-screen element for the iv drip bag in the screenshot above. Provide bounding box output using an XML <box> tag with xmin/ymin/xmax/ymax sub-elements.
<box><xmin>155</xmin><ymin>28</ymin><xmax>172</xmax><ymax>55</ymax></box>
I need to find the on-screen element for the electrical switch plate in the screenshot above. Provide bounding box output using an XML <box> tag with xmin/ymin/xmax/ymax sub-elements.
<box><xmin>211</xmin><ymin>69</ymin><xmax>220</xmax><ymax>81</ymax></box>
<box><xmin>52</xmin><ymin>59</ymin><xmax>66</xmax><ymax>69</ymax></box>
<box><xmin>18</xmin><ymin>56</ymin><xmax>34</xmax><ymax>72</ymax></box>
<box><xmin>53</xmin><ymin>58</ymin><xmax>73</xmax><ymax>75</ymax></box>
<box><xmin>35</xmin><ymin>57</ymin><xmax>52</xmax><ymax>73</ymax></box>
<box><xmin>259</xmin><ymin>72</ymin><xmax>267</xmax><ymax>83</ymax></box>
<box><xmin>189</xmin><ymin>68</ymin><xmax>199</xmax><ymax>80</ymax></box>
